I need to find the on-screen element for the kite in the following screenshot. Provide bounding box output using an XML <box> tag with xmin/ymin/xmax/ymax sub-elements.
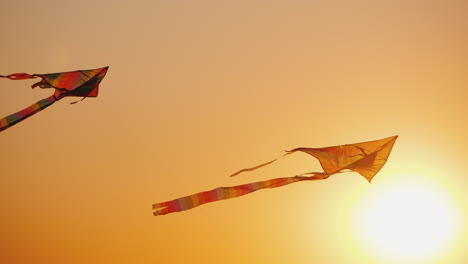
<box><xmin>0</xmin><ymin>66</ymin><xmax>108</xmax><ymax>132</ymax></box>
<box><xmin>152</xmin><ymin>135</ymin><xmax>397</xmax><ymax>216</ymax></box>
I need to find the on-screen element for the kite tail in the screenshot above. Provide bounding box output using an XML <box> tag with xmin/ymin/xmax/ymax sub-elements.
<box><xmin>230</xmin><ymin>152</ymin><xmax>294</xmax><ymax>177</ymax></box>
<box><xmin>0</xmin><ymin>95</ymin><xmax>57</xmax><ymax>132</ymax></box>
<box><xmin>152</xmin><ymin>174</ymin><xmax>327</xmax><ymax>216</ymax></box>
<box><xmin>0</xmin><ymin>73</ymin><xmax>36</xmax><ymax>80</ymax></box>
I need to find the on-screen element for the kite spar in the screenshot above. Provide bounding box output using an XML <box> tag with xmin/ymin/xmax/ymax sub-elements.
<box><xmin>152</xmin><ymin>135</ymin><xmax>398</xmax><ymax>216</ymax></box>
<box><xmin>0</xmin><ymin>67</ymin><xmax>108</xmax><ymax>132</ymax></box>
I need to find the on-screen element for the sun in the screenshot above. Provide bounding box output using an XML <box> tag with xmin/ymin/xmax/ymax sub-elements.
<box><xmin>342</xmin><ymin>168</ymin><xmax>464</xmax><ymax>263</ymax></box>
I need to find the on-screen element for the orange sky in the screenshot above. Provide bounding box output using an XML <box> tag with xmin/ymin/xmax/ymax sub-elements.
<box><xmin>0</xmin><ymin>0</ymin><xmax>467</xmax><ymax>263</ymax></box>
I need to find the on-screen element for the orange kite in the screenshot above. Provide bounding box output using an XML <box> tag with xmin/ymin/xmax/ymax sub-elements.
<box><xmin>153</xmin><ymin>136</ymin><xmax>398</xmax><ymax>216</ymax></box>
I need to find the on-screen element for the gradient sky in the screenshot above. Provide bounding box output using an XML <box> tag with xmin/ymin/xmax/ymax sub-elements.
<box><xmin>1</xmin><ymin>0</ymin><xmax>467</xmax><ymax>263</ymax></box>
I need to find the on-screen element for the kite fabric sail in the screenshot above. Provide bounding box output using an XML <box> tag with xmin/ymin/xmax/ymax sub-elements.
<box><xmin>152</xmin><ymin>135</ymin><xmax>398</xmax><ymax>216</ymax></box>
<box><xmin>0</xmin><ymin>66</ymin><xmax>108</xmax><ymax>132</ymax></box>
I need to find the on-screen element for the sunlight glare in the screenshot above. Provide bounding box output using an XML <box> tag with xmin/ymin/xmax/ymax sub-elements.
<box><xmin>343</xmin><ymin>169</ymin><xmax>463</xmax><ymax>263</ymax></box>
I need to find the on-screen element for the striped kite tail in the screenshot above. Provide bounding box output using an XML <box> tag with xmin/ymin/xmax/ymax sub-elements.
<box><xmin>152</xmin><ymin>174</ymin><xmax>328</xmax><ymax>216</ymax></box>
<box><xmin>0</xmin><ymin>95</ymin><xmax>57</xmax><ymax>132</ymax></box>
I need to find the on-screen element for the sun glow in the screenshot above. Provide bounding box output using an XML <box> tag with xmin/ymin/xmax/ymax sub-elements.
<box><xmin>343</xmin><ymin>168</ymin><xmax>464</xmax><ymax>263</ymax></box>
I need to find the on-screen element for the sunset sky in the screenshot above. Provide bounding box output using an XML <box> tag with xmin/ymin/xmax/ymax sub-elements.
<box><xmin>1</xmin><ymin>0</ymin><xmax>467</xmax><ymax>263</ymax></box>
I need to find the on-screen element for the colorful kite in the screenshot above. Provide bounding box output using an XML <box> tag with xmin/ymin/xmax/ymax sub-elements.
<box><xmin>0</xmin><ymin>66</ymin><xmax>108</xmax><ymax>132</ymax></box>
<box><xmin>153</xmin><ymin>136</ymin><xmax>397</xmax><ymax>216</ymax></box>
